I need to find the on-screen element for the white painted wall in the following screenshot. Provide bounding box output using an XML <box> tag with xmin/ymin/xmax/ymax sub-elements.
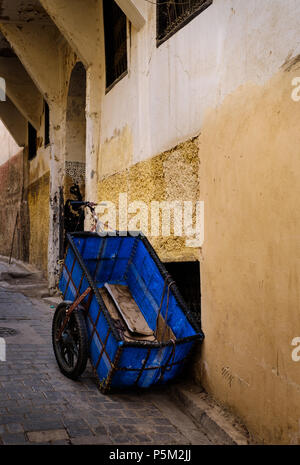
<box><xmin>100</xmin><ymin>0</ymin><xmax>300</xmax><ymax>165</ymax></box>
<box><xmin>0</xmin><ymin>119</ymin><xmax>21</xmax><ymax>164</ymax></box>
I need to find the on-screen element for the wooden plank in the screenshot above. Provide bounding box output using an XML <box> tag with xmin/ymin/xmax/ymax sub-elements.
<box><xmin>99</xmin><ymin>283</ymin><xmax>176</xmax><ymax>342</ymax></box>
<box><xmin>99</xmin><ymin>287</ymin><xmax>155</xmax><ymax>342</ymax></box>
<box><xmin>105</xmin><ymin>284</ymin><xmax>153</xmax><ymax>336</ymax></box>
<box><xmin>99</xmin><ymin>283</ymin><xmax>176</xmax><ymax>344</ymax></box>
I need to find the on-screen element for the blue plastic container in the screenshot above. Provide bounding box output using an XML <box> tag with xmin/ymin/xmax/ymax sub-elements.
<box><xmin>59</xmin><ymin>232</ymin><xmax>204</xmax><ymax>392</ymax></box>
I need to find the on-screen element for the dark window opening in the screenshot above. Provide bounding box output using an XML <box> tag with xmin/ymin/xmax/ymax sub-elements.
<box><xmin>103</xmin><ymin>0</ymin><xmax>128</xmax><ymax>91</ymax></box>
<box><xmin>28</xmin><ymin>122</ymin><xmax>37</xmax><ymax>160</ymax></box>
<box><xmin>157</xmin><ymin>0</ymin><xmax>213</xmax><ymax>47</ymax></box>
<box><xmin>44</xmin><ymin>100</ymin><xmax>50</xmax><ymax>147</ymax></box>
<box><xmin>163</xmin><ymin>261</ymin><xmax>201</xmax><ymax>328</ymax></box>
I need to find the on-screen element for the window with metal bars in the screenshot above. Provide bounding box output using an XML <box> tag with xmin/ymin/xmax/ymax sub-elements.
<box><xmin>103</xmin><ymin>0</ymin><xmax>128</xmax><ymax>91</ymax></box>
<box><xmin>157</xmin><ymin>0</ymin><xmax>213</xmax><ymax>47</ymax></box>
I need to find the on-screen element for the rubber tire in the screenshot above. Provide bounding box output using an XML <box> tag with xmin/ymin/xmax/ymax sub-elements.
<box><xmin>52</xmin><ymin>302</ymin><xmax>88</xmax><ymax>380</ymax></box>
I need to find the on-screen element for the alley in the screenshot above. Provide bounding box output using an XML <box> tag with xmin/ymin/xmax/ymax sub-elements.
<box><xmin>0</xmin><ymin>275</ymin><xmax>215</xmax><ymax>445</ymax></box>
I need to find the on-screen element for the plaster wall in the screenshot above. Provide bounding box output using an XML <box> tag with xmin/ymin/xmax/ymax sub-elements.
<box><xmin>96</xmin><ymin>0</ymin><xmax>300</xmax><ymax>443</ymax></box>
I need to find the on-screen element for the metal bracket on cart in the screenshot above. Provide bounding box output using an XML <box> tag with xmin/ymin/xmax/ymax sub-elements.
<box><xmin>56</xmin><ymin>286</ymin><xmax>92</xmax><ymax>342</ymax></box>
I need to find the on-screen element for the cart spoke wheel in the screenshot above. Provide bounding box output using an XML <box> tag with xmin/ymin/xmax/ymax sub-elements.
<box><xmin>52</xmin><ymin>302</ymin><xmax>88</xmax><ymax>380</ymax></box>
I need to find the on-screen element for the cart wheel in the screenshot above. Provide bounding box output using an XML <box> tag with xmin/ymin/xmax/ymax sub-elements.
<box><xmin>52</xmin><ymin>302</ymin><xmax>88</xmax><ymax>380</ymax></box>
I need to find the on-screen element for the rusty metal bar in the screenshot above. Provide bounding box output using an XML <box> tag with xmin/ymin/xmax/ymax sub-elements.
<box><xmin>56</xmin><ymin>286</ymin><xmax>92</xmax><ymax>342</ymax></box>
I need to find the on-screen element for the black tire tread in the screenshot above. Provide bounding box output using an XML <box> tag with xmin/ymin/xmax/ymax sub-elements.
<box><xmin>52</xmin><ymin>303</ymin><xmax>88</xmax><ymax>380</ymax></box>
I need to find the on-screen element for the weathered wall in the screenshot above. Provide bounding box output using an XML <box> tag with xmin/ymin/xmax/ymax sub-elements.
<box><xmin>0</xmin><ymin>148</ymin><xmax>29</xmax><ymax>262</ymax></box>
<box><xmin>95</xmin><ymin>0</ymin><xmax>300</xmax><ymax>444</ymax></box>
<box><xmin>0</xmin><ymin>106</ymin><xmax>51</xmax><ymax>273</ymax></box>
<box><xmin>26</xmin><ymin>100</ymin><xmax>52</xmax><ymax>274</ymax></box>
<box><xmin>0</xmin><ymin>121</ymin><xmax>28</xmax><ymax>262</ymax></box>
<box><xmin>98</xmin><ymin>0</ymin><xmax>300</xmax><ymax>170</ymax></box>
<box><xmin>97</xmin><ymin>138</ymin><xmax>200</xmax><ymax>262</ymax></box>
<box><xmin>195</xmin><ymin>63</ymin><xmax>300</xmax><ymax>444</ymax></box>
<box><xmin>23</xmin><ymin>100</ymin><xmax>50</xmax><ymax>274</ymax></box>
<box><xmin>28</xmin><ymin>171</ymin><xmax>50</xmax><ymax>273</ymax></box>
<box><xmin>25</xmin><ymin>44</ymin><xmax>79</xmax><ymax>276</ymax></box>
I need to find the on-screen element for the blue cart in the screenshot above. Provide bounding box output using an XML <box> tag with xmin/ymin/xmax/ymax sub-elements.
<box><xmin>52</xmin><ymin>232</ymin><xmax>204</xmax><ymax>393</ymax></box>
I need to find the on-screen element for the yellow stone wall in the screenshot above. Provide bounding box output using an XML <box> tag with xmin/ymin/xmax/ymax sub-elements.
<box><xmin>97</xmin><ymin>57</ymin><xmax>300</xmax><ymax>444</ymax></box>
<box><xmin>28</xmin><ymin>172</ymin><xmax>50</xmax><ymax>274</ymax></box>
<box><xmin>194</xmin><ymin>62</ymin><xmax>300</xmax><ymax>444</ymax></box>
<box><xmin>97</xmin><ymin>138</ymin><xmax>200</xmax><ymax>263</ymax></box>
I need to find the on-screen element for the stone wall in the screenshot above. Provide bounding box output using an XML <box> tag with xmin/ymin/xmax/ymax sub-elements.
<box><xmin>0</xmin><ymin>148</ymin><xmax>29</xmax><ymax>262</ymax></box>
<box><xmin>27</xmin><ymin>171</ymin><xmax>50</xmax><ymax>273</ymax></box>
<box><xmin>97</xmin><ymin>138</ymin><xmax>200</xmax><ymax>263</ymax></box>
<box><xmin>196</xmin><ymin>63</ymin><xmax>300</xmax><ymax>444</ymax></box>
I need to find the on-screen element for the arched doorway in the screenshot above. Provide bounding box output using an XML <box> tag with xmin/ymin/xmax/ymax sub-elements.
<box><xmin>64</xmin><ymin>62</ymin><xmax>87</xmax><ymax>251</ymax></box>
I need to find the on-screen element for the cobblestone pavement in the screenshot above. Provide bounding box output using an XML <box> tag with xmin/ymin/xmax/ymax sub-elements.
<box><xmin>0</xmin><ymin>287</ymin><xmax>212</xmax><ymax>445</ymax></box>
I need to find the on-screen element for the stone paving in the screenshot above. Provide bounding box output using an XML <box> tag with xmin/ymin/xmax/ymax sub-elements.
<box><xmin>0</xmin><ymin>287</ymin><xmax>212</xmax><ymax>445</ymax></box>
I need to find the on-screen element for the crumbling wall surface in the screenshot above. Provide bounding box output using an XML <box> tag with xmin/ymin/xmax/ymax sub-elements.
<box><xmin>0</xmin><ymin>148</ymin><xmax>29</xmax><ymax>262</ymax></box>
<box><xmin>196</xmin><ymin>63</ymin><xmax>300</xmax><ymax>444</ymax></box>
<box><xmin>95</xmin><ymin>0</ymin><xmax>300</xmax><ymax>445</ymax></box>
<box><xmin>27</xmin><ymin>171</ymin><xmax>50</xmax><ymax>273</ymax></box>
<box><xmin>97</xmin><ymin>137</ymin><xmax>200</xmax><ymax>263</ymax></box>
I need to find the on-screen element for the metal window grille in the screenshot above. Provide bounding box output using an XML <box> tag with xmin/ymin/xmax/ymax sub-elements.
<box><xmin>103</xmin><ymin>0</ymin><xmax>128</xmax><ymax>90</ymax></box>
<box><xmin>157</xmin><ymin>0</ymin><xmax>213</xmax><ymax>46</ymax></box>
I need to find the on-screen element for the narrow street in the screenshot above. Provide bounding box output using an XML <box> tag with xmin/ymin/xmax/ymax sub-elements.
<box><xmin>0</xmin><ymin>260</ymin><xmax>224</xmax><ymax>446</ymax></box>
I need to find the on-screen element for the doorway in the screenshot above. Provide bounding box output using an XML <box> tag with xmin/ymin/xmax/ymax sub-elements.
<box><xmin>64</xmin><ymin>62</ymin><xmax>87</xmax><ymax>254</ymax></box>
